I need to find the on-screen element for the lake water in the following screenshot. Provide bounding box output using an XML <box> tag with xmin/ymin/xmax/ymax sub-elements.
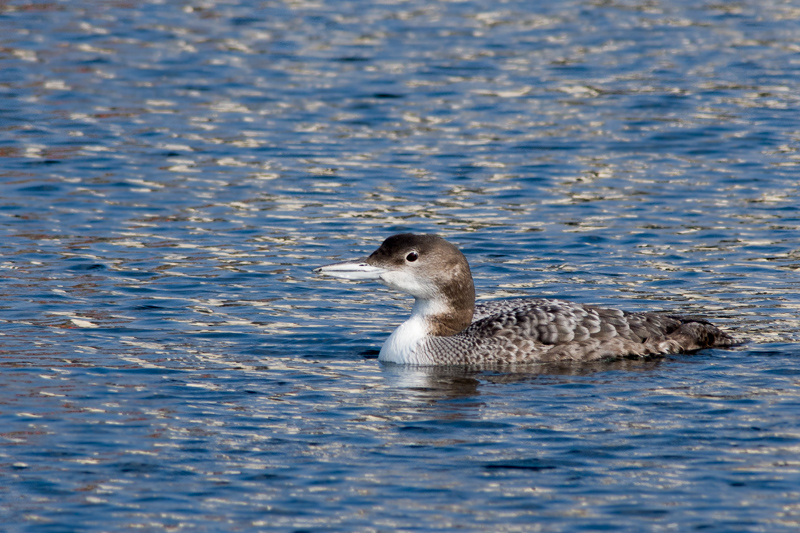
<box><xmin>2</xmin><ymin>0</ymin><xmax>800</xmax><ymax>530</ymax></box>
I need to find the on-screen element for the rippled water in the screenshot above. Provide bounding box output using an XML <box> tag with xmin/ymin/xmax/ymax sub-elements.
<box><xmin>2</xmin><ymin>0</ymin><xmax>800</xmax><ymax>530</ymax></box>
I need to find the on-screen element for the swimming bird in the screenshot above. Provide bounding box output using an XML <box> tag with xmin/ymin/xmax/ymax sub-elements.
<box><xmin>315</xmin><ymin>234</ymin><xmax>735</xmax><ymax>365</ymax></box>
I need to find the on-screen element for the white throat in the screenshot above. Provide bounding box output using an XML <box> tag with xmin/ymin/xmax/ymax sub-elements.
<box><xmin>378</xmin><ymin>297</ymin><xmax>448</xmax><ymax>365</ymax></box>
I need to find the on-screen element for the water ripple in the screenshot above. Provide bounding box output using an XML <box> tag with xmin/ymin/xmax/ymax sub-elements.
<box><xmin>2</xmin><ymin>0</ymin><xmax>800</xmax><ymax>530</ymax></box>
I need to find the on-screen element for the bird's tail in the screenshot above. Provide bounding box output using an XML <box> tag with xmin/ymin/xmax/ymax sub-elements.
<box><xmin>666</xmin><ymin>317</ymin><xmax>739</xmax><ymax>351</ymax></box>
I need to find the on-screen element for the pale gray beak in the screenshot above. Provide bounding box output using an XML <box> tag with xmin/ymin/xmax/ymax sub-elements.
<box><xmin>314</xmin><ymin>258</ymin><xmax>386</xmax><ymax>280</ymax></box>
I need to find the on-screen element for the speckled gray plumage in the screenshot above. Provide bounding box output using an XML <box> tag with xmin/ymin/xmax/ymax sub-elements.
<box><xmin>422</xmin><ymin>298</ymin><xmax>735</xmax><ymax>365</ymax></box>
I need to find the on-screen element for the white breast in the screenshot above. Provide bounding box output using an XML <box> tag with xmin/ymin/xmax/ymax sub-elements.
<box><xmin>378</xmin><ymin>299</ymin><xmax>446</xmax><ymax>364</ymax></box>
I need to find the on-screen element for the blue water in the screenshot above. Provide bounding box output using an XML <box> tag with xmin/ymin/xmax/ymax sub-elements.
<box><xmin>2</xmin><ymin>0</ymin><xmax>800</xmax><ymax>530</ymax></box>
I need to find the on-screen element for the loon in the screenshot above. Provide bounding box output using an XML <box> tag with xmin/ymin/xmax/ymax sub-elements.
<box><xmin>315</xmin><ymin>233</ymin><xmax>736</xmax><ymax>365</ymax></box>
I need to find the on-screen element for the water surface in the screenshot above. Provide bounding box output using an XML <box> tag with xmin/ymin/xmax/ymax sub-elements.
<box><xmin>2</xmin><ymin>0</ymin><xmax>800</xmax><ymax>530</ymax></box>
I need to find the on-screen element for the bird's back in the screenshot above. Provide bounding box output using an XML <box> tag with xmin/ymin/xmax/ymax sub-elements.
<box><xmin>416</xmin><ymin>298</ymin><xmax>736</xmax><ymax>365</ymax></box>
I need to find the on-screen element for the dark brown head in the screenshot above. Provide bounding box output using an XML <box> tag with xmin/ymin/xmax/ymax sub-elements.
<box><xmin>365</xmin><ymin>234</ymin><xmax>475</xmax><ymax>335</ymax></box>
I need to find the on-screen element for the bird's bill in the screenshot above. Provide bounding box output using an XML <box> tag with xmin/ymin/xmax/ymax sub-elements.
<box><xmin>313</xmin><ymin>259</ymin><xmax>386</xmax><ymax>280</ymax></box>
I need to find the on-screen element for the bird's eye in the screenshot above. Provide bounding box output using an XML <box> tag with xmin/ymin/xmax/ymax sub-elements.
<box><xmin>406</xmin><ymin>252</ymin><xmax>419</xmax><ymax>262</ymax></box>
